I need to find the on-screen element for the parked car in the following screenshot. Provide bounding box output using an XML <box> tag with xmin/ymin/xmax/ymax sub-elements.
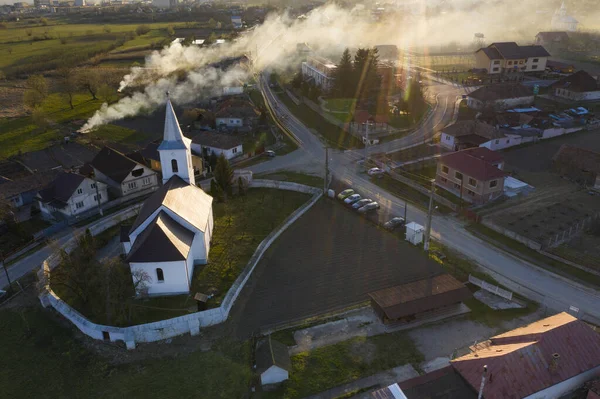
<box><xmin>352</xmin><ymin>198</ymin><xmax>373</xmax><ymax>209</ymax></box>
<box><xmin>337</xmin><ymin>189</ymin><xmax>355</xmax><ymax>200</ymax></box>
<box><xmin>266</xmin><ymin>150</ymin><xmax>276</xmax><ymax>157</ymax></box>
<box><xmin>344</xmin><ymin>193</ymin><xmax>362</xmax><ymax>204</ymax></box>
<box><xmin>358</xmin><ymin>202</ymin><xmax>380</xmax><ymax>213</ymax></box>
<box><xmin>384</xmin><ymin>217</ymin><xmax>406</xmax><ymax>230</ymax></box>
<box><xmin>368</xmin><ymin>167</ymin><xmax>385</xmax><ymax>177</ymax></box>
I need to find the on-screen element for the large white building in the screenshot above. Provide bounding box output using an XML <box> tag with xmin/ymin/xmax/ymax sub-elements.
<box><xmin>551</xmin><ymin>2</ymin><xmax>578</xmax><ymax>32</ymax></box>
<box><xmin>475</xmin><ymin>42</ymin><xmax>550</xmax><ymax>75</ymax></box>
<box><xmin>122</xmin><ymin>98</ymin><xmax>214</xmax><ymax>296</ymax></box>
<box><xmin>301</xmin><ymin>56</ymin><xmax>337</xmax><ymax>91</ymax></box>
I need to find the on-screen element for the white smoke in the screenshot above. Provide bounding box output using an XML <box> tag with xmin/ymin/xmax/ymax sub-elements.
<box><xmin>81</xmin><ymin>1</ymin><xmax>579</xmax><ymax>131</ymax></box>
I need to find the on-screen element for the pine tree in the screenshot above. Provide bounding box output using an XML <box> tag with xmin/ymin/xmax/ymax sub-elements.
<box><xmin>353</xmin><ymin>47</ymin><xmax>381</xmax><ymax>112</ymax></box>
<box><xmin>214</xmin><ymin>153</ymin><xmax>233</xmax><ymax>196</ymax></box>
<box><xmin>333</xmin><ymin>48</ymin><xmax>354</xmax><ymax>97</ymax></box>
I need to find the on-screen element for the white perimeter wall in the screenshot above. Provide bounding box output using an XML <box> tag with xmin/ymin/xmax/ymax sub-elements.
<box><xmin>39</xmin><ymin>181</ymin><xmax>322</xmax><ymax>348</ymax></box>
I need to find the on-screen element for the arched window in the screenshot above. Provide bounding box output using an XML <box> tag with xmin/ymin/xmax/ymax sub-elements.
<box><xmin>156</xmin><ymin>268</ymin><xmax>164</xmax><ymax>282</ymax></box>
<box><xmin>171</xmin><ymin>159</ymin><xmax>178</xmax><ymax>173</ymax></box>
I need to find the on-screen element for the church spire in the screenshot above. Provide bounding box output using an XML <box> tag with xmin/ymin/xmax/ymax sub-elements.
<box><xmin>159</xmin><ymin>96</ymin><xmax>188</xmax><ymax>151</ymax></box>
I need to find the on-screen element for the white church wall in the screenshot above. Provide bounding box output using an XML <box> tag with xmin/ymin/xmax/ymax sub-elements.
<box><xmin>38</xmin><ymin>180</ymin><xmax>322</xmax><ymax>349</ymax></box>
<box><xmin>130</xmin><ymin>260</ymin><xmax>191</xmax><ymax>295</ymax></box>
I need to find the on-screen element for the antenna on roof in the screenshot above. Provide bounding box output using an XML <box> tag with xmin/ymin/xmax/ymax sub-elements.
<box><xmin>478</xmin><ymin>365</ymin><xmax>488</xmax><ymax>399</ymax></box>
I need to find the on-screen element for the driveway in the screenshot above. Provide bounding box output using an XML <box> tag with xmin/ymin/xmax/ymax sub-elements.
<box><xmin>229</xmin><ymin>199</ymin><xmax>444</xmax><ymax>337</ymax></box>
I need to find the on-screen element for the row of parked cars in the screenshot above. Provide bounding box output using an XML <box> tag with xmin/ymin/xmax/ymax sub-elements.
<box><xmin>336</xmin><ymin>188</ymin><xmax>407</xmax><ymax>231</ymax></box>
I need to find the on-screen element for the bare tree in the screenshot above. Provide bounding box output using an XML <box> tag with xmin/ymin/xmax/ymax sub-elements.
<box><xmin>57</xmin><ymin>65</ymin><xmax>77</xmax><ymax>109</ymax></box>
<box><xmin>98</xmin><ymin>84</ymin><xmax>117</xmax><ymax>104</ymax></box>
<box><xmin>77</xmin><ymin>68</ymin><xmax>102</xmax><ymax>100</ymax></box>
<box><xmin>23</xmin><ymin>74</ymin><xmax>48</xmax><ymax>109</ymax></box>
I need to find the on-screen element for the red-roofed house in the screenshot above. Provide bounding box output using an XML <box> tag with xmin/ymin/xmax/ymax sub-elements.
<box><xmin>436</xmin><ymin>147</ymin><xmax>506</xmax><ymax>204</ymax></box>
<box><xmin>451</xmin><ymin>312</ymin><xmax>600</xmax><ymax>399</ymax></box>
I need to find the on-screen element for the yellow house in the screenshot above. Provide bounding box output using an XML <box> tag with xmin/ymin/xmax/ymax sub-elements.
<box><xmin>475</xmin><ymin>42</ymin><xmax>550</xmax><ymax>75</ymax></box>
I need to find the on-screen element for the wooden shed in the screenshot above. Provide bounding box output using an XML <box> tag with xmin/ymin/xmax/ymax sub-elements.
<box><xmin>368</xmin><ymin>274</ymin><xmax>471</xmax><ymax>324</ymax></box>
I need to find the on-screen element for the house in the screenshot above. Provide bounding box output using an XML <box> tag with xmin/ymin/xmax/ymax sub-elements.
<box><xmin>553</xmin><ymin>144</ymin><xmax>600</xmax><ymax>190</ymax></box>
<box><xmin>215</xmin><ymin>98</ymin><xmax>260</xmax><ymax>130</ymax></box>
<box><xmin>37</xmin><ymin>172</ymin><xmax>108</xmax><ymax>221</ymax></box>
<box><xmin>440</xmin><ymin>121</ymin><xmax>509</xmax><ymax>151</ymax></box>
<box><xmin>301</xmin><ymin>56</ymin><xmax>337</xmax><ymax>91</ymax></box>
<box><xmin>467</xmin><ymin>84</ymin><xmax>534</xmax><ymax>111</ymax></box>
<box><xmin>122</xmin><ymin>98</ymin><xmax>214</xmax><ymax>296</ymax></box>
<box><xmin>551</xmin><ymin>2</ymin><xmax>578</xmax><ymax>32</ymax></box>
<box><xmin>546</xmin><ymin>60</ymin><xmax>575</xmax><ymax>74</ymax></box>
<box><xmin>256</xmin><ymin>336</ymin><xmax>291</xmax><ymax>386</ymax></box>
<box><xmin>368</xmin><ymin>274</ymin><xmax>471</xmax><ymax>324</ymax></box>
<box><xmin>191</xmin><ymin>131</ymin><xmax>243</xmax><ymax>160</ymax></box>
<box><xmin>371</xmin><ymin>312</ymin><xmax>600</xmax><ymax>399</ymax></box>
<box><xmin>452</xmin><ymin>313</ymin><xmax>600</xmax><ymax>399</ymax></box>
<box><xmin>551</xmin><ymin>70</ymin><xmax>600</xmax><ymax>101</ymax></box>
<box><xmin>535</xmin><ymin>32</ymin><xmax>570</xmax><ymax>51</ymax></box>
<box><xmin>475</xmin><ymin>42</ymin><xmax>550</xmax><ymax>75</ymax></box>
<box><xmin>436</xmin><ymin>147</ymin><xmax>506</xmax><ymax>205</ymax></box>
<box><xmin>0</xmin><ymin>171</ymin><xmax>59</xmax><ymax>222</ymax></box>
<box><xmin>89</xmin><ymin>147</ymin><xmax>159</xmax><ymax>198</ymax></box>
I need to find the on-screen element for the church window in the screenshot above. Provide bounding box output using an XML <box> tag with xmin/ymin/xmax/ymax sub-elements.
<box><xmin>171</xmin><ymin>159</ymin><xmax>179</xmax><ymax>173</ymax></box>
<box><xmin>156</xmin><ymin>268</ymin><xmax>164</xmax><ymax>282</ymax></box>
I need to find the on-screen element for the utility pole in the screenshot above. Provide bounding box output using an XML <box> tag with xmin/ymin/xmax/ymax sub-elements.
<box><xmin>1</xmin><ymin>255</ymin><xmax>13</xmax><ymax>294</ymax></box>
<box><xmin>424</xmin><ymin>180</ymin><xmax>435</xmax><ymax>252</ymax></box>
<box><xmin>364</xmin><ymin>122</ymin><xmax>369</xmax><ymax>164</ymax></box>
<box><xmin>324</xmin><ymin>147</ymin><xmax>329</xmax><ymax>195</ymax></box>
<box><xmin>404</xmin><ymin>201</ymin><xmax>407</xmax><ymax>222</ymax></box>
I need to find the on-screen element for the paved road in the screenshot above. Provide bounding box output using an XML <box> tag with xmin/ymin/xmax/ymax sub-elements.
<box><xmin>256</xmin><ymin>74</ymin><xmax>600</xmax><ymax>322</ymax></box>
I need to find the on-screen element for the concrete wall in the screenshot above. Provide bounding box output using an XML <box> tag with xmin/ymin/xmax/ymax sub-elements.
<box><xmin>481</xmin><ymin>218</ymin><xmax>543</xmax><ymax>250</ymax></box>
<box><xmin>523</xmin><ymin>365</ymin><xmax>600</xmax><ymax>399</ymax></box>
<box><xmin>39</xmin><ymin>181</ymin><xmax>322</xmax><ymax>349</ymax></box>
<box><xmin>261</xmin><ymin>366</ymin><xmax>289</xmax><ymax>385</ymax></box>
<box><xmin>480</xmin><ymin>135</ymin><xmax>522</xmax><ymax>151</ymax></box>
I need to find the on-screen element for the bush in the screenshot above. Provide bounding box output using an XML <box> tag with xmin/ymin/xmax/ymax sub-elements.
<box><xmin>135</xmin><ymin>24</ymin><xmax>151</xmax><ymax>36</ymax></box>
<box><xmin>39</xmin><ymin>17</ymin><xmax>48</xmax><ymax>26</ymax></box>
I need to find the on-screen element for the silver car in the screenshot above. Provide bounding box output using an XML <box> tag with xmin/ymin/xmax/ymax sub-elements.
<box><xmin>352</xmin><ymin>198</ymin><xmax>372</xmax><ymax>209</ymax></box>
<box><xmin>344</xmin><ymin>194</ymin><xmax>362</xmax><ymax>204</ymax></box>
<box><xmin>358</xmin><ymin>202</ymin><xmax>380</xmax><ymax>213</ymax></box>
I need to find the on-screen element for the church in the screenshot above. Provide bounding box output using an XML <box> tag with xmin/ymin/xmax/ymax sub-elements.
<box><xmin>121</xmin><ymin>98</ymin><xmax>214</xmax><ymax>296</ymax></box>
<box><xmin>551</xmin><ymin>2</ymin><xmax>578</xmax><ymax>32</ymax></box>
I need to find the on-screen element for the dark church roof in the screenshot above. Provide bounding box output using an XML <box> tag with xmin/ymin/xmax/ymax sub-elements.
<box><xmin>130</xmin><ymin>175</ymin><xmax>213</xmax><ymax>234</ymax></box>
<box><xmin>127</xmin><ymin>211</ymin><xmax>195</xmax><ymax>263</ymax></box>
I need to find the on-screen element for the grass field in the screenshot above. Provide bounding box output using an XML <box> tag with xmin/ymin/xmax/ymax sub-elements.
<box><xmin>191</xmin><ymin>188</ymin><xmax>311</xmax><ymax>306</ymax></box>
<box><xmin>261</xmin><ymin>333</ymin><xmax>423</xmax><ymax>398</ymax></box>
<box><xmin>0</xmin><ymin>306</ymin><xmax>252</xmax><ymax>399</ymax></box>
<box><xmin>0</xmin><ymin>217</ymin><xmax>49</xmax><ymax>256</ymax></box>
<box><xmin>0</xmin><ymin>22</ymin><xmax>181</xmax><ymax>75</ymax></box>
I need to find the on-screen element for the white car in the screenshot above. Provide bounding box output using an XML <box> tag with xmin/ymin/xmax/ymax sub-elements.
<box><xmin>352</xmin><ymin>198</ymin><xmax>372</xmax><ymax>209</ymax></box>
<box><xmin>358</xmin><ymin>202</ymin><xmax>380</xmax><ymax>213</ymax></box>
<box><xmin>368</xmin><ymin>167</ymin><xmax>385</xmax><ymax>176</ymax></box>
<box><xmin>344</xmin><ymin>193</ymin><xmax>362</xmax><ymax>204</ymax></box>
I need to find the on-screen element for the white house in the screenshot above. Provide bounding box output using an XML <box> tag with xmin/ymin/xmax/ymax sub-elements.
<box><xmin>475</xmin><ymin>42</ymin><xmax>550</xmax><ymax>75</ymax></box>
<box><xmin>90</xmin><ymin>146</ymin><xmax>159</xmax><ymax>198</ymax></box>
<box><xmin>37</xmin><ymin>172</ymin><xmax>108</xmax><ymax>221</ymax></box>
<box><xmin>215</xmin><ymin>98</ymin><xmax>260</xmax><ymax>130</ymax></box>
<box><xmin>122</xmin><ymin>98</ymin><xmax>214</xmax><ymax>296</ymax></box>
<box><xmin>467</xmin><ymin>84</ymin><xmax>534</xmax><ymax>111</ymax></box>
<box><xmin>191</xmin><ymin>131</ymin><xmax>243</xmax><ymax>160</ymax></box>
<box><xmin>551</xmin><ymin>70</ymin><xmax>600</xmax><ymax>101</ymax></box>
<box><xmin>256</xmin><ymin>337</ymin><xmax>291</xmax><ymax>386</ymax></box>
<box><xmin>440</xmin><ymin>121</ymin><xmax>507</xmax><ymax>151</ymax></box>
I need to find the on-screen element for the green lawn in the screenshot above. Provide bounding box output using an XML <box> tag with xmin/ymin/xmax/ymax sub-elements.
<box><xmin>0</xmin><ymin>306</ymin><xmax>252</xmax><ymax>399</ymax></box>
<box><xmin>255</xmin><ymin>171</ymin><xmax>324</xmax><ymax>188</ymax></box>
<box><xmin>0</xmin><ymin>217</ymin><xmax>49</xmax><ymax>256</ymax></box>
<box><xmin>84</xmin><ymin>123</ymin><xmax>147</xmax><ymax>145</ymax></box>
<box><xmin>276</xmin><ymin>91</ymin><xmax>363</xmax><ymax>150</ymax></box>
<box><xmin>370</xmin><ymin>174</ymin><xmax>452</xmax><ymax>214</ymax></box>
<box><xmin>266</xmin><ymin>333</ymin><xmax>423</xmax><ymax>398</ymax></box>
<box><xmin>191</xmin><ymin>188</ymin><xmax>311</xmax><ymax>306</ymax></box>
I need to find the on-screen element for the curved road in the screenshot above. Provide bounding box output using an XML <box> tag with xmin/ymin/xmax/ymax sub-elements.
<box><xmin>253</xmin><ymin>74</ymin><xmax>600</xmax><ymax>323</ymax></box>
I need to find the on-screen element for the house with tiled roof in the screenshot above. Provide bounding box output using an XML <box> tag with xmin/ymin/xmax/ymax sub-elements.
<box><xmin>215</xmin><ymin>98</ymin><xmax>260</xmax><ymax>130</ymax></box>
<box><xmin>190</xmin><ymin>131</ymin><xmax>243</xmax><ymax>160</ymax></box>
<box><xmin>435</xmin><ymin>147</ymin><xmax>506</xmax><ymax>204</ymax></box>
<box><xmin>0</xmin><ymin>170</ymin><xmax>59</xmax><ymax>222</ymax></box>
<box><xmin>440</xmin><ymin>121</ymin><xmax>507</xmax><ymax>151</ymax></box>
<box><xmin>475</xmin><ymin>42</ymin><xmax>550</xmax><ymax>75</ymax></box>
<box><xmin>551</xmin><ymin>70</ymin><xmax>600</xmax><ymax>101</ymax></box>
<box><xmin>89</xmin><ymin>146</ymin><xmax>159</xmax><ymax>198</ymax></box>
<box><xmin>37</xmin><ymin>172</ymin><xmax>108</xmax><ymax>221</ymax></box>
<box><xmin>466</xmin><ymin>84</ymin><xmax>534</xmax><ymax>111</ymax></box>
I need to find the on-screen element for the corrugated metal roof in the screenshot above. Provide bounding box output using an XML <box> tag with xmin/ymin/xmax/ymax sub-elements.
<box><xmin>451</xmin><ymin>313</ymin><xmax>600</xmax><ymax>399</ymax></box>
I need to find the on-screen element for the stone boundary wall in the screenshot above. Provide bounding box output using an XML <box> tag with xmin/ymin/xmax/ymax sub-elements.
<box><xmin>480</xmin><ymin>218</ymin><xmax>543</xmax><ymax>251</ymax></box>
<box><xmin>38</xmin><ymin>181</ymin><xmax>321</xmax><ymax>349</ymax></box>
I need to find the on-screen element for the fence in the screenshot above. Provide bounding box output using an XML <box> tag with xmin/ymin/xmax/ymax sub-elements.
<box><xmin>468</xmin><ymin>274</ymin><xmax>513</xmax><ymax>301</ymax></box>
<box><xmin>38</xmin><ymin>181</ymin><xmax>322</xmax><ymax>349</ymax></box>
<box><xmin>386</xmin><ymin>169</ymin><xmax>458</xmax><ymax>211</ymax></box>
<box><xmin>481</xmin><ymin>218</ymin><xmax>543</xmax><ymax>250</ymax></box>
<box><xmin>545</xmin><ymin>213</ymin><xmax>600</xmax><ymax>248</ymax></box>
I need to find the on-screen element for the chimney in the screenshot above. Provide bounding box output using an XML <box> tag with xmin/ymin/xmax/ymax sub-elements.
<box><xmin>550</xmin><ymin>353</ymin><xmax>560</xmax><ymax>372</ymax></box>
<box><xmin>478</xmin><ymin>365</ymin><xmax>488</xmax><ymax>399</ymax></box>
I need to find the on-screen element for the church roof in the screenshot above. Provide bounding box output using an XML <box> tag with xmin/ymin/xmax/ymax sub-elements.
<box><xmin>130</xmin><ymin>175</ymin><xmax>213</xmax><ymax>235</ymax></box>
<box><xmin>127</xmin><ymin>211</ymin><xmax>195</xmax><ymax>263</ymax></box>
<box><xmin>158</xmin><ymin>99</ymin><xmax>192</xmax><ymax>151</ymax></box>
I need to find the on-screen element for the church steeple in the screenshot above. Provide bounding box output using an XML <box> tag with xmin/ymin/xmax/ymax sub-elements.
<box><xmin>157</xmin><ymin>96</ymin><xmax>195</xmax><ymax>185</ymax></box>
